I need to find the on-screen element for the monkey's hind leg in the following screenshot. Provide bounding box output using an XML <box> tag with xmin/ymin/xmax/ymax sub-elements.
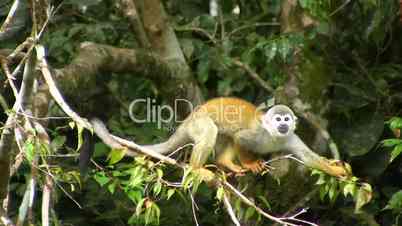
<box><xmin>186</xmin><ymin>116</ymin><xmax>218</xmax><ymax>168</ymax></box>
<box><xmin>238</xmin><ymin>148</ymin><xmax>265</xmax><ymax>173</ymax></box>
<box><xmin>217</xmin><ymin>144</ymin><xmax>245</xmax><ymax>173</ymax></box>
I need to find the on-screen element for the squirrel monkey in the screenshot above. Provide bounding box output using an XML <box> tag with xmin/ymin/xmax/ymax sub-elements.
<box><xmin>92</xmin><ymin>97</ymin><xmax>349</xmax><ymax>177</ymax></box>
<box><xmin>142</xmin><ymin>97</ymin><xmax>348</xmax><ymax>176</ymax></box>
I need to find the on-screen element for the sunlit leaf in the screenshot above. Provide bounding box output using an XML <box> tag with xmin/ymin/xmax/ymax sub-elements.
<box><xmin>216</xmin><ymin>186</ymin><xmax>224</xmax><ymax>202</ymax></box>
<box><xmin>108</xmin><ymin>181</ymin><xmax>117</xmax><ymax>194</ymax></box>
<box><xmin>382</xmin><ymin>139</ymin><xmax>402</xmax><ymax>147</ymax></box>
<box><xmin>108</xmin><ymin>148</ymin><xmax>127</xmax><ymax>164</ymax></box>
<box><xmin>136</xmin><ymin>198</ymin><xmax>146</xmax><ymax>216</ymax></box>
<box><xmin>24</xmin><ymin>140</ymin><xmax>35</xmax><ymax>163</ymax></box>
<box><xmin>390</xmin><ymin>144</ymin><xmax>402</xmax><ymax>162</ymax></box>
<box><xmin>355</xmin><ymin>183</ymin><xmax>373</xmax><ymax>213</ymax></box>
<box><xmin>383</xmin><ymin>190</ymin><xmax>402</xmax><ymax>212</ymax></box>
<box><xmin>389</xmin><ymin>117</ymin><xmax>402</xmax><ymax>130</ymax></box>
<box><xmin>167</xmin><ymin>189</ymin><xmax>175</xmax><ymax>200</ymax></box>
<box><xmin>343</xmin><ymin>183</ymin><xmax>357</xmax><ymax>197</ymax></box>
<box><xmin>127</xmin><ymin>190</ymin><xmax>143</xmax><ymax>203</ymax></box>
<box><xmin>153</xmin><ymin>181</ymin><xmax>162</xmax><ymax>196</ymax></box>
<box><xmin>76</xmin><ymin>124</ymin><xmax>84</xmax><ymax>151</ymax></box>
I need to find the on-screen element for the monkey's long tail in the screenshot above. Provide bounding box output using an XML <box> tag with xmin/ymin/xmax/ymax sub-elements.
<box><xmin>91</xmin><ymin>118</ymin><xmax>189</xmax><ymax>155</ymax></box>
<box><xmin>142</xmin><ymin>125</ymin><xmax>190</xmax><ymax>154</ymax></box>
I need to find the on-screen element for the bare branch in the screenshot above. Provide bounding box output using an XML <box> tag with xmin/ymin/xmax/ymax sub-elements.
<box><xmin>232</xmin><ymin>59</ymin><xmax>275</xmax><ymax>93</ymax></box>
<box><xmin>189</xmin><ymin>193</ymin><xmax>200</xmax><ymax>226</ymax></box>
<box><xmin>41</xmin><ymin>175</ymin><xmax>53</xmax><ymax>226</ymax></box>
<box><xmin>223</xmin><ymin>193</ymin><xmax>240</xmax><ymax>226</ymax></box>
<box><xmin>36</xmin><ymin>45</ymin><xmax>92</xmax><ymax>130</ymax></box>
<box><xmin>0</xmin><ymin>0</ymin><xmax>20</xmax><ymax>35</ymax></box>
<box><xmin>118</xmin><ymin>0</ymin><xmax>150</xmax><ymax>48</ymax></box>
<box><xmin>0</xmin><ymin>207</ymin><xmax>15</xmax><ymax>226</ymax></box>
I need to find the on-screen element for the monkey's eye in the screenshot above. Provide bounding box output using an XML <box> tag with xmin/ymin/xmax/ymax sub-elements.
<box><xmin>284</xmin><ymin>116</ymin><xmax>290</xmax><ymax>121</ymax></box>
<box><xmin>275</xmin><ymin>117</ymin><xmax>281</xmax><ymax>122</ymax></box>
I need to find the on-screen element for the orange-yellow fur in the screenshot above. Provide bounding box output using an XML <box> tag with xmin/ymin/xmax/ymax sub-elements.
<box><xmin>184</xmin><ymin>98</ymin><xmax>266</xmax><ymax>172</ymax></box>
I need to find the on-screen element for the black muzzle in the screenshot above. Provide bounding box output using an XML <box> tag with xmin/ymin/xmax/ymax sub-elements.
<box><xmin>277</xmin><ymin>124</ymin><xmax>289</xmax><ymax>134</ymax></box>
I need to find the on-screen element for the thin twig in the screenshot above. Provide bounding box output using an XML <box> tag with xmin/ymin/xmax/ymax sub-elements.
<box><xmin>228</xmin><ymin>22</ymin><xmax>280</xmax><ymax>37</ymax></box>
<box><xmin>0</xmin><ymin>56</ymin><xmax>18</xmax><ymax>97</ymax></box>
<box><xmin>0</xmin><ymin>0</ymin><xmax>20</xmax><ymax>35</ymax></box>
<box><xmin>232</xmin><ymin>58</ymin><xmax>275</xmax><ymax>93</ymax></box>
<box><xmin>279</xmin><ymin>208</ymin><xmax>319</xmax><ymax>226</ymax></box>
<box><xmin>223</xmin><ymin>192</ymin><xmax>240</xmax><ymax>226</ymax></box>
<box><xmin>175</xmin><ymin>27</ymin><xmax>217</xmax><ymax>44</ymax></box>
<box><xmin>222</xmin><ymin>181</ymin><xmax>299</xmax><ymax>226</ymax></box>
<box><xmin>329</xmin><ymin>0</ymin><xmax>351</xmax><ymax>17</ymax></box>
<box><xmin>29</xmin><ymin>162</ymin><xmax>82</xmax><ymax>208</ymax></box>
<box><xmin>189</xmin><ymin>193</ymin><xmax>200</xmax><ymax>226</ymax></box>
<box><xmin>0</xmin><ymin>207</ymin><xmax>15</xmax><ymax>226</ymax></box>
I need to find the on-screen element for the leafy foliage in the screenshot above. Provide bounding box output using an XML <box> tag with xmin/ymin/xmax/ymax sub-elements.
<box><xmin>2</xmin><ymin>0</ymin><xmax>402</xmax><ymax>225</ymax></box>
<box><xmin>312</xmin><ymin>169</ymin><xmax>372</xmax><ymax>213</ymax></box>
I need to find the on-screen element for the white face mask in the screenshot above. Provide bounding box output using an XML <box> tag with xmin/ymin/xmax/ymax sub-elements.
<box><xmin>261</xmin><ymin>106</ymin><xmax>297</xmax><ymax>137</ymax></box>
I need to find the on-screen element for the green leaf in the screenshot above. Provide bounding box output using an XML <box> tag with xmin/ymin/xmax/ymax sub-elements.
<box><xmin>278</xmin><ymin>38</ymin><xmax>291</xmax><ymax>61</ymax></box>
<box><xmin>156</xmin><ymin>168</ymin><xmax>163</xmax><ymax>179</ymax></box>
<box><xmin>389</xmin><ymin>117</ymin><xmax>402</xmax><ymax>130</ymax></box>
<box><xmin>257</xmin><ymin>196</ymin><xmax>271</xmax><ymax>210</ymax></box>
<box><xmin>383</xmin><ymin>190</ymin><xmax>402</xmax><ymax>211</ymax></box>
<box><xmin>315</xmin><ymin>173</ymin><xmax>326</xmax><ymax>185</ymax></box>
<box><xmin>153</xmin><ymin>181</ymin><xmax>162</xmax><ymax>196</ymax></box>
<box><xmin>94</xmin><ymin>172</ymin><xmax>110</xmax><ymax>187</ymax></box>
<box><xmin>136</xmin><ymin>198</ymin><xmax>146</xmax><ymax>216</ymax></box>
<box><xmin>319</xmin><ymin>186</ymin><xmax>327</xmax><ymax>201</ymax></box>
<box><xmin>216</xmin><ymin>186</ymin><xmax>224</xmax><ymax>202</ymax></box>
<box><xmin>343</xmin><ymin>183</ymin><xmax>357</xmax><ymax>197</ymax></box>
<box><xmin>68</xmin><ymin>121</ymin><xmax>75</xmax><ymax>129</ymax></box>
<box><xmin>76</xmin><ymin>125</ymin><xmax>84</xmax><ymax>151</ymax></box>
<box><xmin>24</xmin><ymin>140</ymin><xmax>35</xmax><ymax>163</ymax></box>
<box><xmin>127</xmin><ymin>190</ymin><xmax>142</xmax><ymax>203</ymax></box>
<box><xmin>264</xmin><ymin>42</ymin><xmax>277</xmax><ymax>62</ymax></box>
<box><xmin>390</xmin><ymin>144</ymin><xmax>402</xmax><ymax>162</ymax></box>
<box><xmin>152</xmin><ymin>204</ymin><xmax>160</xmax><ymax>225</ymax></box>
<box><xmin>93</xmin><ymin>142</ymin><xmax>110</xmax><ymax>157</ymax></box>
<box><xmin>382</xmin><ymin>139</ymin><xmax>402</xmax><ymax>147</ymax></box>
<box><xmin>108</xmin><ymin>148</ymin><xmax>126</xmax><ymax>164</ymax></box>
<box><xmin>245</xmin><ymin>207</ymin><xmax>255</xmax><ymax>220</ymax></box>
<box><xmin>328</xmin><ymin>178</ymin><xmax>339</xmax><ymax>203</ymax></box>
<box><xmin>167</xmin><ymin>189</ymin><xmax>175</xmax><ymax>200</ymax></box>
<box><xmin>197</xmin><ymin>56</ymin><xmax>210</xmax><ymax>83</ymax></box>
<box><xmin>107</xmin><ymin>181</ymin><xmax>117</xmax><ymax>194</ymax></box>
<box><xmin>51</xmin><ymin>136</ymin><xmax>66</xmax><ymax>150</ymax></box>
<box><xmin>354</xmin><ymin>183</ymin><xmax>373</xmax><ymax>213</ymax></box>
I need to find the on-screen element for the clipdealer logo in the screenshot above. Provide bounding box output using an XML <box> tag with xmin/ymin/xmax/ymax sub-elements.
<box><xmin>128</xmin><ymin>98</ymin><xmax>268</xmax><ymax>129</ymax></box>
<box><xmin>129</xmin><ymin>98</ymin><xmax>193</xmax><ymax>129</ymax></box>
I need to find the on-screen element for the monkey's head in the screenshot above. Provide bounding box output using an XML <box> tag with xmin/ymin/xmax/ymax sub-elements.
<box><xmin>261</xmin><ymin>105</ymin><xmax>297</xmax><ymax>137</ymax></box>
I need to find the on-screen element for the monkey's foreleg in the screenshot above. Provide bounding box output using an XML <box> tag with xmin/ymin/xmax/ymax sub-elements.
<box><xmin>286</xmin><ymin>134</ymin><xmax>350</xmax><ymax>177</ymax></box>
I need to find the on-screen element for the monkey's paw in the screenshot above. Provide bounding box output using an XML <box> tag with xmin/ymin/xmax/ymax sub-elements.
<box><xmin>241</xmin><ymin>159</ymin><xmax>265</xmax><ymax>173</ymax></box>
<box><xmin>328</xmin><ymin>160</ymin><xmax>353</xmax><ymax>178</ymax></box>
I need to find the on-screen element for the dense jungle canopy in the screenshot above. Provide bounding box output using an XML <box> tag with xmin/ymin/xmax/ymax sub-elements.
<box><xmin>1</xmin><ymin>0</ymin><xmax>402</xmax><ymax>225</ymax></box>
